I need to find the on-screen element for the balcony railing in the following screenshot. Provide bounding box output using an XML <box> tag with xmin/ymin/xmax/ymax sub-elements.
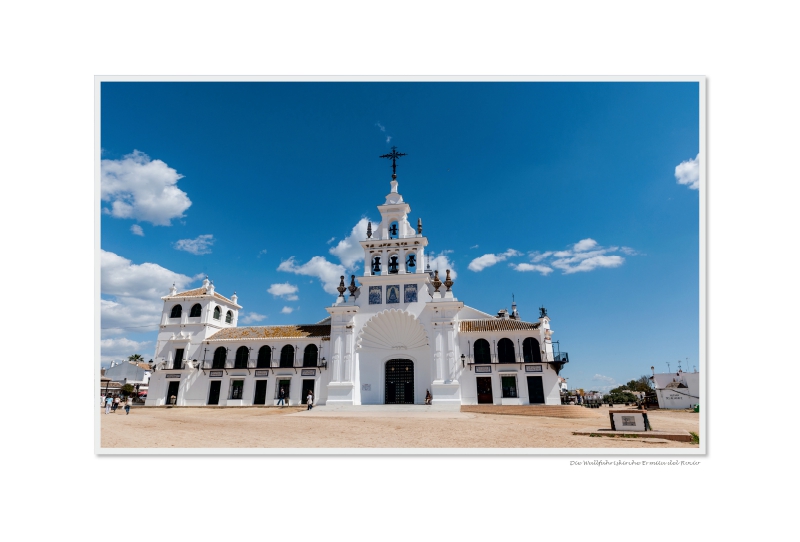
<box><xmin>198</xmin><ymin>358</ymin><xmax>327</xmax><ymax>374</ymax></box>
<box><xmin>465</xmin><ymin>347</ymin><xmax>570</xmax><ymax>371</ymax></box>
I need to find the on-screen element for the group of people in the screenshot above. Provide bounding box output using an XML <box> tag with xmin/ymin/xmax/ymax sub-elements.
<box><xmin>275</xmin><ymin>387</ymin><xmax>315</xmax><ymax>410</ymax></box>
<box><xmin>101</xmin><ymin>394</ymin><xmax>132</xmax><ymax>415</ymax></box>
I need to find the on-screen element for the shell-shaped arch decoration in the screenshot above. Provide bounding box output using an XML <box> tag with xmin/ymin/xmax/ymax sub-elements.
<box><xmin>357</xmin><ymin>309</ymin><xmax>429</xmax><ymax>350</ymax></box>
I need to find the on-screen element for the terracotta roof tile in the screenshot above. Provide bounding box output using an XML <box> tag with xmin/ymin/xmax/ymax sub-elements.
<box><xmin>208</xmin><ymin>325</ymin><xmax>331</xmax><ymax>341</ymax></box>
<box><xmin>459</xmin><ymin>319</ymin><xmax>540</xmax><ymax>333</ymax></box>
<box><xmin>169</xmin><ymin>287</ymin><xmax>236</xmax><ymax>305</ymax></box>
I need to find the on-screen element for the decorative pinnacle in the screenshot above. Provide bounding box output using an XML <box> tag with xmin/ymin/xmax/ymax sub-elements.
<box><xmin>432</xmin><ymin>270</ymin><xmax>442</xmax><ymax>292</ymax></box>
<box><xmin>444</xmin><ymin>269</ymin><xmax>454</xmax><ymax>292</ymax></box>
<box><xmin>417</xmin><ymin>217</ymin><xmax>422</xmax><ymax>234</ymax></box>
<box><xmin>337</xmin><ymin>276</ymin><xmax>346</xmax><ymax>297</ymax></box>
<box><xmin>366</xmin><ymin>221</ymin><xmax>372</xmax><ymax>239</ymax></box>
<box><xmin>348</xmin><ymin>275</ymin><xmax>358</xmax><ymax>298</ymax></box>
<box><xmin>379</xmin><ymin>146</ymin><xmax>407</xmax><ymax>178</ymax></box>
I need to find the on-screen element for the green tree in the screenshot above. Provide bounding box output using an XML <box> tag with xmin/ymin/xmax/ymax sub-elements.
<box><xmin>120</xmin><ymin>383</ymin><xmax>135</xmax><ymax>397</ymax></box>
<box><xmin>128</xmin><ymin>354</ymin><xmax>144</xmax><ymax>363</ymax></box>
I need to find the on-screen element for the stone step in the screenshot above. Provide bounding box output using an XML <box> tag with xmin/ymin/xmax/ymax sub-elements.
<box><xmin>461</xmin><ymin>405</ymin><xmax>603</xmax><ymax>418</ymax></box>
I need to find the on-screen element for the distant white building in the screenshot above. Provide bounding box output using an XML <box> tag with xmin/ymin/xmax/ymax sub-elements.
<box><xmin>146</xmin><ymin>155</ymin><xmax>572</xmax><ymax>408</ymax></box>
<box><xmin>652</xmin><ymin>370</ymin><xmax>699</xmax><ymax>409</ymax></box>
<box><xmin>104</xmin><ymin>361</ymin><xmax>152</xmax><ymax>387</ymax></box>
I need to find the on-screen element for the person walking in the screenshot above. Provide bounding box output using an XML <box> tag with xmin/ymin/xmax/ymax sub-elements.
<box><xmin>105</xmin><ymin>395</ymin><xmax>113</xmax><ymax>414</ymax></box>
<box><xmin>125</xmin><ymin>396</ymin><xmax>132</xmax><ymax>415</ymax></box>
<box><xmin>100</xmin><ymin>394</ymin><xmax>106</xmax><ymax>408</ymax></box>
<box><xmin>306</xmin><ymin>390</ymin><xmax>313</xmax><ymax>410</ymax></box>
<box><xmin>112</xmin><ymin>395</ymin><xmax>120</xmax><ymax>412</ymax></box>
<box><xmin>277</xmin><ymin>387</ymin><xmax>285</xmax><ymax>406</ymax></box>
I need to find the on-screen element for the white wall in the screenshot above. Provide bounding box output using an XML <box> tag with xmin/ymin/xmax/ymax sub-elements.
<box><xmin>653</xmin><ymin>371</ymin><xmax>700</xmax><ymax>409</ymax></box>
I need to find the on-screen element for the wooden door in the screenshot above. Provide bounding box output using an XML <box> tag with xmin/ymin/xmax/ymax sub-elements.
<box><xmin>385</xmin><ymin>359</ymin><xmax>414</xmax><ymax>404</ymax></box>
<box><xmin>302</xmin><ymin>379</ymin><xmax>315</xmax><ymax>404</ymax></box>
<box><xmin>207</xmin><ymin>380</ymin><xmax>221</xmax><ymax>405</ymax></box>
<box><xmin>476</xmin><ymin>377</ymin><xmax>493</xmax><ymax>404</ymax></box>
<box><xmin>254</xmin><ymin>380</ymin><xmax>268</xmax><ymax>405</ymax></box>
<box><xmin>166</xmin><ymin>381</ymin><xmax>180</xmax><ymax>404</ymax></box>
<box><xmin>527</xmin><ymin>376</ymin><xmax>545</xmax><ymax>404</ymax></box>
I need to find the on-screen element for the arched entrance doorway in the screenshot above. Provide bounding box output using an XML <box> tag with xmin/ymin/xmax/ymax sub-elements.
<box><xmin>385</xmin><ymin>359</ymin><xmax>414</xmax><ymax>404</ymax></box>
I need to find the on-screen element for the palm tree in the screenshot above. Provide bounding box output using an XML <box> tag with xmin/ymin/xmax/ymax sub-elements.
<box><xmin>128</xmin><ymin>354</ymin><xmax>144</xmax><ymax>363</ymax></box>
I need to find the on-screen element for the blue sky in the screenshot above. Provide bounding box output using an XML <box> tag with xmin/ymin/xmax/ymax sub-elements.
<box><xmin>100</xmin><ymin>81</ymin><xmax>700</xmax><ymax>392</ymax></box>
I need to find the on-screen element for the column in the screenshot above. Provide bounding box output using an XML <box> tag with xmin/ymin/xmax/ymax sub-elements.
<box><xmin>332</xmin><ymin>335</ymin><xmax>342</xmax><ymax>382</ymax></box>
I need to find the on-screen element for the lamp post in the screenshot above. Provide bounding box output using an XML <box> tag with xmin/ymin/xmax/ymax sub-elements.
<box><xmin>461</xmin><ymin>354</ymin><xmax>465</xmax><ymax>368</ymax></box>
<box><xmin>320</xmin><ymin>357</ymin><xmax>327</xmax><ymax>370</ymax></box>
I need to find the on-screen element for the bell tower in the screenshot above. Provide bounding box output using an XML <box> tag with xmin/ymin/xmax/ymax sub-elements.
<box><xmin>359</xmin><ymin>149</ymin><xmax>428</xmax><ymax>279</ymax></box>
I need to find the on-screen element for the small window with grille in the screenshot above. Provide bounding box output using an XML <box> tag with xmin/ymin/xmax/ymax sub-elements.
<box><xmin>230</xmin><ymin>380</ymin><xmax>244</xmax><ymax>400</ymax></box>
<box><xmin>501</xmin><ymin>375</ymin><xmax>518</xmax><ymax>398</ymax></box>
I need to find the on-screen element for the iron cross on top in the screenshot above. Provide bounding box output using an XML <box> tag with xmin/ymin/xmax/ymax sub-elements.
<box><xmin>379</xmin><ymin>146</ymin><xmax>407</xmax><ymax>177</ymax></box>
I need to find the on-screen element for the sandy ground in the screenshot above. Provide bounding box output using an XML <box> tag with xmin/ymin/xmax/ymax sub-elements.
<box><xmin>99</xmin><ymin>405</ymin><xmax>700</xmax><ymax>450</ymax></box>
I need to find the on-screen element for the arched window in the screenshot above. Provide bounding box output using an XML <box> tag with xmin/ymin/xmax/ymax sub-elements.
<box><xmin>189</xmin><ymin>304</ymin><xmax>202</xmax><ymax>317</ymax></box>
<box><xmin>405</xmin><ymin>252</ymin><xmax>417</xmax><ymax>273</ymax></box>
<box><xmin>257</xmin><ymin>345</ymin><xmax>272</xmax><ymax>368</ymax></box>
<box><xmin>213</xmin><ymin>306</ymin><xmax>221</xmax><ymax>320</ymax></box>
<box><xmin>212</xmin><ymin>347</ymin><xmax>227</xmax><ymax>369</ymax></box>
<box><xmin>170</xmin><ymin>305</ymin><xmax>182</xmax><ymax>318</ymax></box>
<box><xmin>388</xmin><ymin>254</ymin><xmax>400</xmax><ymax>274</ymax></box>
<box><xmin>474</xmin><ymin>339</ymin><xmax>491</xmax><ymax>364</ymax></box>
<box><xmin>388</xmin><ymin>220</ymin><xmax>399</xmax><ymax>238</ymax></box>
<box><xmin>498</xmin><ymin>338</ymin><xmax>515</xmax><ymax>363</ymax></box>
<box><xmin>235</xmin><ymin>346</ymin><xmax>249</xmax><ymax>369</ymax></box>
<box><xmin>280</xmin><ymin>345</ymin><xmax>295</xmax><ymax>368</ymax></box>
<box><xmin>303</xmin><ymin>344</ymin><xmax>318</xmax><ymax>367</ymax></box>
<box><xmin>225</xmin><ymin>310</ymin><xmax>233</xmax><ymax>323</ymax></box>
<box><xmin>371</xmin><ymin>255</ymin><xmax>382</xmax><ymax>275</ymax></box>
<box><xmin>523</xmin><ymin>337</ymin><xmax>542</xmax><ymax>363</ymax></box>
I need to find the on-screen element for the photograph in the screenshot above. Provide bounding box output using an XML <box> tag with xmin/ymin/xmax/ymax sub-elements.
<box><xmin>97</xmin><ymin>78</ymin><xmax>703</xmax><ymax>453</ymax></box>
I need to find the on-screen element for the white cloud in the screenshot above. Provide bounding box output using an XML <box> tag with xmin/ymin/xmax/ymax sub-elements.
<box><xmin>278</xmin><ymin>256</ymin><xmax>346</xmax><ymax>295</ymax></box>
<box><xmin>468</xmin><ymin>248</ymin><xmax>521</xmax><ymax>272</ymax></box>
<box><xmin>100</xmin><ymin>337</ymin><xmax>153</xmax><ymax>364</ymax></box>
<box><xmin>375</xmin><ymin>122</ymin><xmax>386</xmax><ymax>132</ymax></box>
<box><xmin>240</xmin><ymin>312</ymin><xmax>267</xmax><ymax>324</ymax></box>
<box><xmin>386</xmin><ymin>136</ymin><xmax>392</xmax><ymax>143</ymax></box>
<box><xmin>268</xmin><ymin>282</ymin><xmax>299</xmax><ymax>301</ymax></box>
<box><xmin>592</xmin><ymin>374</ymin><xmax>618</xmax><ymax>393</ymax></box>
<box><xmin>510</xmin><ymin>263</ymin><xmax>553</xmax><ymax>275</ymax></box>
<box><xmin>675</xmin><ymin>153</ymin><xmax>700</xmax><ymax>189</ymax></box>
<box><xmin>529</xmin><ymin>251</ymin><xmax>553</xmax><ymax>262</ymax></box>
<box><xmin>552</xmin><ymin>253</ymin><xmax>624</xmax><ymax>274</ymax></box>
<box><xmin>281</xmin><ymin>306</ymin><xmax>294</xmax><ymax>314</ymax></box>
<box><xmin>470</xmin><ymin>245</ymin><xmax>479</xmax><ymax>249</ymax></box>
<box><xmin>513</xmin><ymin>239</ymin><xmax>635</xmax><ymax>275</ymax></box>
<box><xmin>101</xmin><ymin>250</ymin><xmax>200</xmax><ymax>336</ymax></box>
<box><xmin>258</xmin><ymin>249</ymin><xmax>267</xmax><ymax>257</ymax></box>
<box><xmin>329</xmin><ymin>218</ymin><xmax>371</xmax><ymax>269</ymax></box>
<box><xmin>426</xmin><ymin>250</ymin><xmax>458</xmax><ymax>279</ymax></box>
<box><xmin>573</xmin><ymin>238</ymin><xmax>597</xmax><ymax>252</ymax></box>
<box><xmin>326</xmin><ymin>237</ymin><xmax>336</xmax><ymax>244</ymax></box>
<box><xmin>130</xmin><ymin>224</ymin><xmax>144</xmax><ymax>236</ymax></box>
<box><xmin>101</xmin><ymin>150</ymin><xmax>192</xmax><ymax>225</ymax></box>
<box><xmin>174</xmin><ymin>234</ymin><xmax>214</xmax><ymax>255</ymax></box>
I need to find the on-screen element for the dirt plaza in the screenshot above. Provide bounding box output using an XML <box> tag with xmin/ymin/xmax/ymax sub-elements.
<box><xmin>99</xmin><ymin>404</ymin><xmax>700</xmax><ymax>450</ymax></box>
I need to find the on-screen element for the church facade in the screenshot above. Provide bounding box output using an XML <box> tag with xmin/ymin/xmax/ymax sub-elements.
<box><xmin>145</xmin><ymin>159</ymin><xmax>570</xmax><ymax>408</ymax></box>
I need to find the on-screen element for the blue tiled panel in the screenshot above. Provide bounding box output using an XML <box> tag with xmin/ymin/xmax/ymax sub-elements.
<box><xmin>386</xmin><ymin>285</ymin><xmax>400</xmax><ymax>304</ymax></box>
<box><xmin>404</xmin><ymin>283</ymin><xmax>418</xmax><ymax>303</ymax></box>
<box><xmin>369</xmin><ymin>286</ymin><xmax>382</xmax><ymax>304</ymax></box>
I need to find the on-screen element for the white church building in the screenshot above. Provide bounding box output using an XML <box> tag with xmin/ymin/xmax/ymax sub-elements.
<box><xmin>146</xmin><ymin>153</ymin><xmax>570</xmax><ymax>408</ymax></box>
